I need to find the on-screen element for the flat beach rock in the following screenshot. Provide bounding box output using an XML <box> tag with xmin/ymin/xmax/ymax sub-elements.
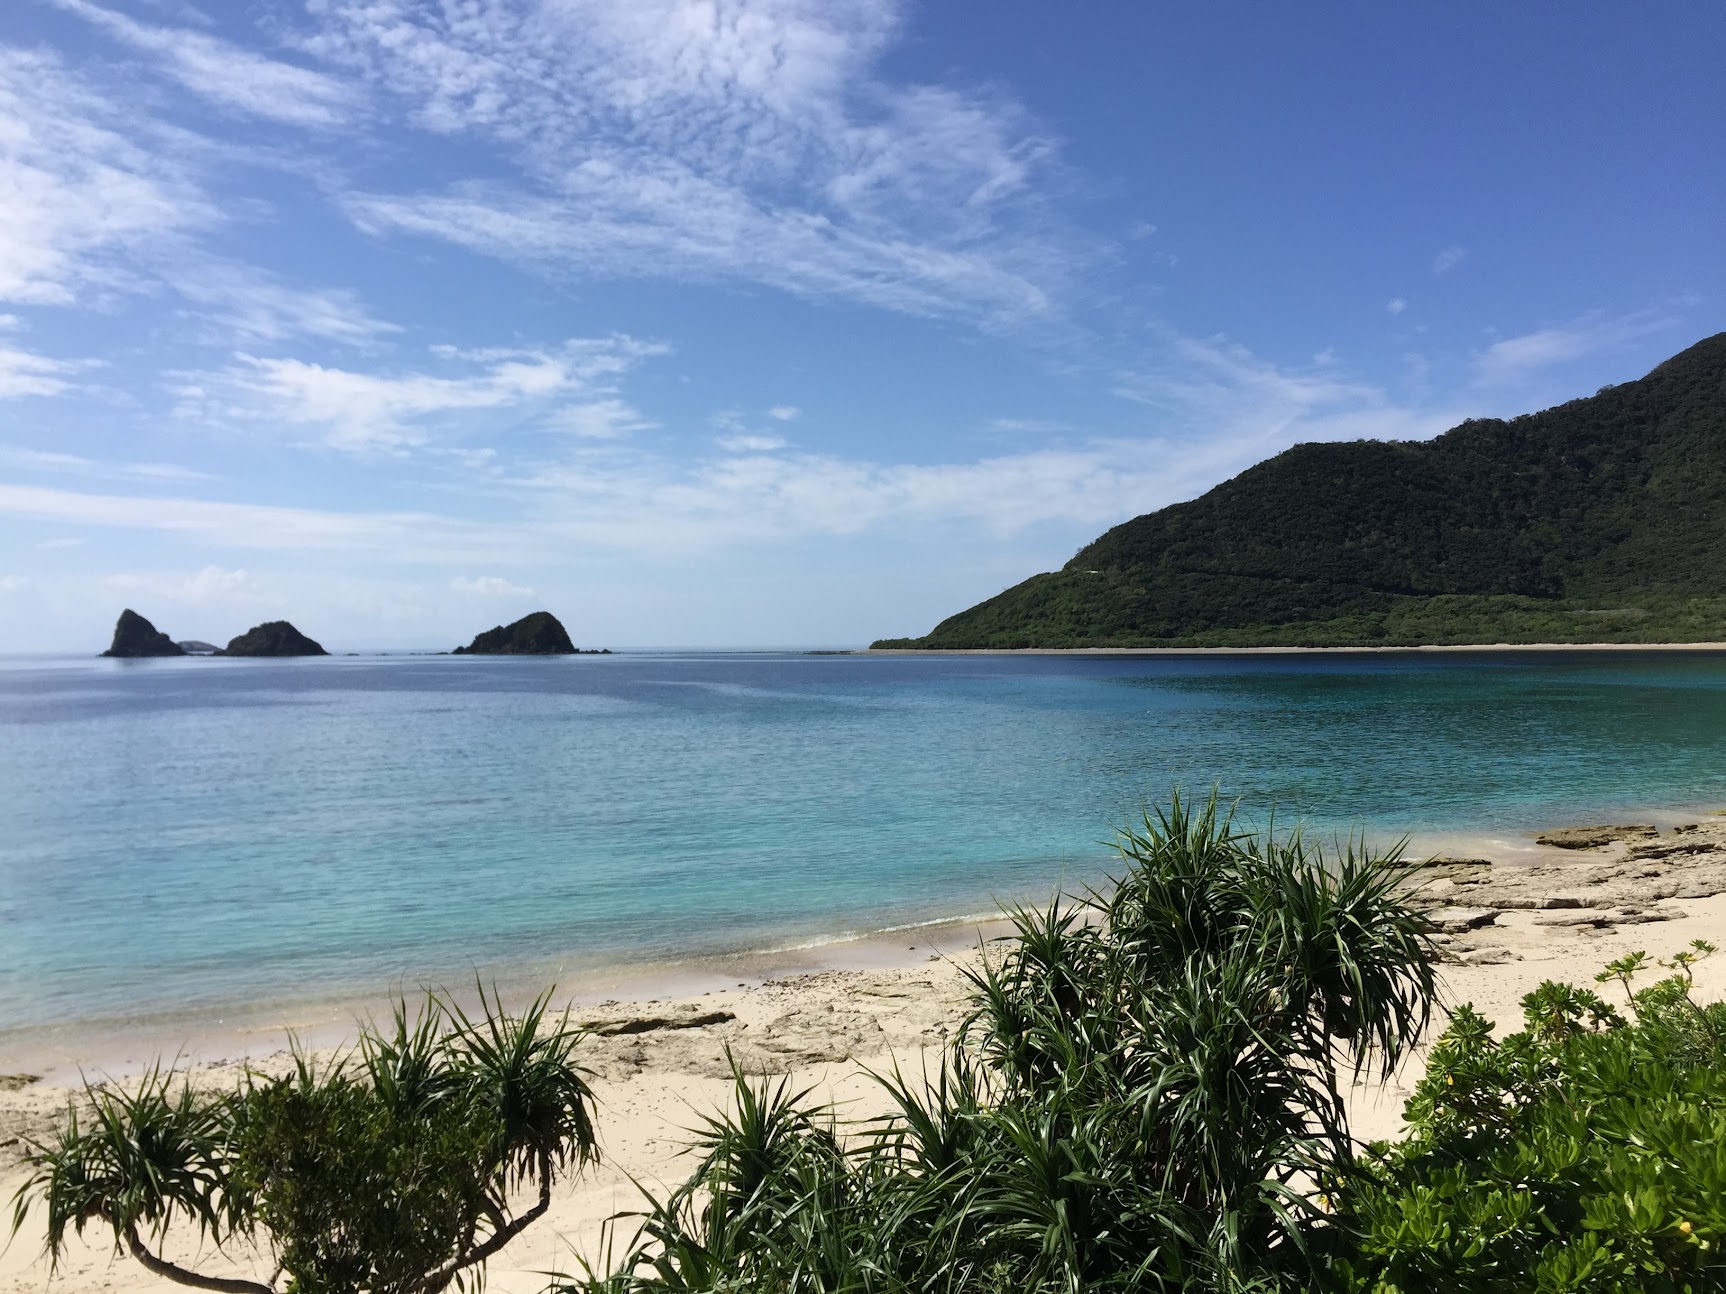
<box><xmin>582</xmin><ymin>1008</ymin><xmax>736</xmax><ymax>1036</ymax></box>
<box><xmin>1448</xmin><ymin>946</ymin><xmax>1521</xmax><ymax>966</ymax></box>
<box><xmin>1415</xmin><ymin>831</ymin><xmax>1726</xmax><ymax>910</ymax></box>
<box><xmin>1534</xmin><ymin>824</ymin><xmax>1658</xmax><ymax>849</ymax></box>
<box><xmin>1423</xmin><ymin>906</ymin><xmax>1501</xmax><ymax>934</ymax></box>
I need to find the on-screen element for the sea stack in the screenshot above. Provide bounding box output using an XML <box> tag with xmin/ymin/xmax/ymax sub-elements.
<box><xmin>453</xmin><ymin>611</ymin><xmax>578</xmax><ymax>655</ymax></box>
<box><xmin>101</xmin><ymin>609</ymin><xmax>186</xmax><ymax>657</ymax></box>
<box><xmin>221</xmin><ymin>621</ymin><xmax>329</xmax><ymax>657</ymax></box>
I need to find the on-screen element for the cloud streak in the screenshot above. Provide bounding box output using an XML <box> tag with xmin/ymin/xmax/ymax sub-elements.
<box><xmin>177</xmin><ymin>336</ymin><xmax>667</xmax><ymax>454</ymax></box>
<box><xmin>1473</xmin><ymin>308</ymin><xmax>1681</xmax><ymax>384</ymax></box>
<box><xmin>307</xmin><ymin>0</ymin><xmax>1071</xmax><ymax>324</ymax></box>
<box><xmin>0</xmin><ymin>44</ymin><xmax>390</xmax><ymax>346</ymax></box>
<box><xmin>104</xmin><ymin>563</ymin><xmax>260</xmax><ymax>604</ymax></box>
<box><xmin>51</xmin><ymin>0</ymin><xmax>360</xmax><ymax>127</ymax></box>
<box><xmin>0</xmin><ymin>47</ymin><xmax>215</xmax><ymax>307</ymax></box>
<box><xmin>0</xmin><ymin>443</ymin><xmax>213</xmax><ymax>481</ymax></box>
<box><xmin>0</xmin><ymin>345</ymin><xmax>96</xmax><ymax>398</ymax></box>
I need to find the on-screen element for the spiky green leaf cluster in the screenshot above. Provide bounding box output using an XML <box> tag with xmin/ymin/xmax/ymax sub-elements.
<box><xmin>11</xmin><ymin>987</ymin><xmax>597</xmax><ymax>1294</ymax></box>
<box><xmin>565</xmin><ymin>792</ymin><xmax>1438</xmax><ymax>1293</ymax></box>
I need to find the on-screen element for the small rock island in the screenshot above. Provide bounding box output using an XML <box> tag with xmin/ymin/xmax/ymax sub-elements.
<box><xmin>101</xmin><ymin>609</ymin><xmax>186</xmax><ymax>657</ymax></box>
<box><xmin>221</xmin><ymin>621</ymin><xmax>329</xmax><ymax>657</ymax></box>
<box><xmin>453</xmin><ymin>610</ymin><xmax>595</xmax><ymax>655</ymax></box>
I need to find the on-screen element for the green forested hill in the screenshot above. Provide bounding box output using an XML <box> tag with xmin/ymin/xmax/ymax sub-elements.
<box><xmin>874</xmin><ymin>332</ymin><xmax>1726</xmax><ymax>649</ymax></box>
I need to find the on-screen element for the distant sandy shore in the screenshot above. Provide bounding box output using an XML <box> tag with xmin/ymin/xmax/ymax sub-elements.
<box><xmin>7</xmin><ymin>820</ymin><xmax>1726</xmax><ymax>1294</ymax></box>
<box><xmin>865</xmin><ymin>642</ymin><xmax>1726</xmax><ymax>654</ymax></box>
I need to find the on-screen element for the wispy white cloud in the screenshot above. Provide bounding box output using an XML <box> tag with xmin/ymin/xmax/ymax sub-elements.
<box><xmin>986</xmin><ymin>417</ymin><xmax>1071</xmax><ymax>434</ymax></box>
<box><xmin>0</xmin><ymin>482</ymin><xmax>510</xmax><ymax>558</ymax></box>
<box><xmin>306</xmin><ymin>0</ymin><xmax>1070</xmax><ymax>324</ymax></box>
<box><xmin>0</xmin><ymin>45</ymin><xmax>387</xmax><ymax>346</ymax></box>
<box><xmin>177</xmin><ymin>336</ymin><xmax>666</xmax><ymax>454</ymax></box>
<box><xmin>767</xmin><ymin>405</ymin><xmax>801</xmax><ymax>422</ymax></box>
<box><xmin>0</xmin><ymin>433</ymin><xmax>1204</xmax><ymax>561</ymax></box>
<box><xmin>1386</xmin><ymin>297</ymin><xmax>1407</xmax><ymax>316</ymax></box>
<box><xmin>716</xmin><ymin>433</ymin><xmax>788</xmax><ymax>452</ymax></box>
<box><xmin>0</xmin><ymin>345</ymin><xmax>97</xmax><ymax>398</ymax></box>
<box><xmin>51</xmin><ymin>0</ymin><xmax>360</xmax><ymax>128</ymax></box>
<box><xmin>0</xmin><ymin>342</ymin><xmax>1471</xmax><ymax>571</ymax></box>
<box><xmin>509</xmin><ymin>439</ymin><xmax>1197</xmax><ymax>552</ymax></box>
<box><xmin>1114</xmin><ymin>332</ymin><xmax>1463</xmax><ymax>478</ymax></box>
<box><xmin>169</xmin><ymin>259</ymin><xmax>399</xmax><ymax>344</ymax></box>
<box><xmin>546</xmin><ymin>398</ymin><xmax>658</xmax><ymax>439</ymax></box>
<box><xmin>0</xmin><ymin>443</ymin><xmax>215</xmax><ymax>481</ymax></box>
<box><xmin>0</xmin><ymin>574</ymin><xmax>30</xmax><ymax>592</ymax></box>
<box><xmin>1473</xmin><ymin>308</ymin><xmax>1680</xmax><ymax>385</ymax></box>
<box><xmin>451</xmin><ymin>575</ymin><xmax>534</xmax><ymax>597</ymax></box>
<box><xmin>1432</xmin><ymin>244</ymin><xmax>1466</xmax><ymax>277</ymax></box>
<box><xmin>104</xmin><ymin>563</ymin><xmax>259</xmax><ymax>604</ymax></box>
<box><xmin>0</xmin><ymin>47</ymin><xmax>215</xmax><ymax>307</ymax></box>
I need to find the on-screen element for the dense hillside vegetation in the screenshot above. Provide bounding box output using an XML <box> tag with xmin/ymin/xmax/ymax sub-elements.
<box><xmin>876</xmin><ymin>333</ymin><xmax>1726</xmax><ymax>648</ymax></box>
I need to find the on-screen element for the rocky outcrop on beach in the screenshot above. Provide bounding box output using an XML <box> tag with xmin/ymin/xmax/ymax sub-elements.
<box><xmin>220</xmin><ymin>621</ymin><xmax>329</xmax><ymax>656</ymax></box>
<box><xmin>101</xmin><ymin>609</ymin><xmax>186</xmax><ymax>657</ymax></box>
<box><xmin>575</xmin><ymin>968</ymin><xmax>965</xmax><ymax>1081</ymax></box>
<box><xmin>1533</xmin><ymin>824</ymin><xmax>1658</xmax><ymax>849</ymax></box>
<box><xmin>175</xmin><ymin>640</ymin><xmax>219</xmax><ymax>655</ymax></box>
<box><xmin>1411</xmin><ymin>818</ymin><xmax>1726</xmax><ymax>957</ymax></box>
<box><xmin>453</xmin><ymin>610</ymin><xmax>579</xmax><ymax>655</ymax></box>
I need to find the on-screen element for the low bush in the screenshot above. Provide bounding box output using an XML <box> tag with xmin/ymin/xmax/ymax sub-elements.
<box><xmin>11</xmin><ymin>987</ymin><xmax>596</xmax><ymax>1294</ymax></box>
<box><xmin>1331</xmin><ymin>944</ymin><xmax>1726</xmax><ymax>1292</ymax></box>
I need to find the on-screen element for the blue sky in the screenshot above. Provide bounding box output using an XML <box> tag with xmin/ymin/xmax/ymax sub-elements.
<box><xmin>0</xmin><ymin>1</ymin><xmax>1721</xmax><ymax>650</ymax></box>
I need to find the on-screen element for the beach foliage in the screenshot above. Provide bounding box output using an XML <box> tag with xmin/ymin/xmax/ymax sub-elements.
<box><xmin>10</xmin><ymin>987</ymin><xmax>596</xmax><ymax>1294</ymax></box>
<box><xmin>1328</xmin><ymin>941</ymin><xmax>1726</xmax><ymax>1292</ymax></box>
<box><xmin>558</xmin><ymin>791</ymin><xmax>1438</xmax><ymax>1293</ymax></box>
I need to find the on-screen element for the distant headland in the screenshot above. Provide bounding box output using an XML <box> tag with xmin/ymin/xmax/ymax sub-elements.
<box><xmin>874</xmin><ymin>331</ymin><xmax>1726</xmax><ymax>650</ymax></box>
<box><xmin>99</xmin><ymin>608</ymin><xmax>608</xmax><ymax>658</ymax></box>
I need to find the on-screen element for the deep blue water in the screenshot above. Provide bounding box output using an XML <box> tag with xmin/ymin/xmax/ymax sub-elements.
<box><xmin>5</xmin><ymin>649</ymin><xmax>1726</xmax><ymax>1039</ymax></box>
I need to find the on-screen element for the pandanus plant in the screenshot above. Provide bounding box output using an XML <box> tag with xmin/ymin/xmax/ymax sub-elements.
<box><xmin>11</xmin><ymin>987</ymin><xmax>596</xmax><ymax>1294</ymax></box>
<box><xmin>568</xmin><ymin>791</ymin><xmax>1438</xmax><ymax>1294</ymax></box>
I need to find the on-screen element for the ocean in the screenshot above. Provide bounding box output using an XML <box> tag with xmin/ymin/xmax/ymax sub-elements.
<box><xmin>5</xmin><ymin>648</ymin><xmax>1726</xmax><ymax>1047</ymax></box>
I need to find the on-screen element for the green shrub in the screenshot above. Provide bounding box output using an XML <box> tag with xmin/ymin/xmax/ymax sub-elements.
<box><xmin>1330</xmin><ymin>943</ymin><xmax>1726</xmax><ymax>1292</ymax></box>
<box><xmin>562</xmin><ymin>792</ymin><xmax>1438</xmax><ymax>1294</ymax></box>
<box><xmin>11</xmin><ymin>987</ymin><xmax>596</xmax><ymax>1294</ymax></box>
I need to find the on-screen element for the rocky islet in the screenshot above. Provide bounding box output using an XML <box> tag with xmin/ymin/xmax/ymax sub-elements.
<box><xmin>220</xmin><ymin>621</ymin><xmax>329</xmax><ymax>657</ymax></box>
<box><xmin>97</xmin><ymin>608</ymin><xmax>602</xmax><ymax>657</ymax></box>
<box><xmin>452</xmin><ymin>610</ymin><xmax>597</xmax><ymax>655</ymax></box>
<box><xmin>100</xmin><ymin>609</ymin><xmax>186</xmax><ymax>658</ymax></box>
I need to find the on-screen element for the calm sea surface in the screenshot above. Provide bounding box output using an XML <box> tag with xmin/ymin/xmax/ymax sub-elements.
<box><xmin>5</xmin><ymin>649</ymin><xmax>1726</xmax><ymax>1040</ymax></box>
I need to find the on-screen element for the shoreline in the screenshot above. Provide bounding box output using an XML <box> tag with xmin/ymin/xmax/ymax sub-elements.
<box><xmin>0</xmin><ymin>909</ymin><xmax>1028</xmax><ymax>1088</ymax></box>
<box><xmin>7</xmin><ymin>802</ymin><xmax>1726</xmax><ymax>1084</ymax></box>
<box><xmin>864</xmin><ymin>641</ymin><xmax>1726</xmax><ymax>655</ymax></box>
<box><xmin>8</xmin><ymin>815</ymin><xmax>1726</xmax><ymax>1292</ymax></box>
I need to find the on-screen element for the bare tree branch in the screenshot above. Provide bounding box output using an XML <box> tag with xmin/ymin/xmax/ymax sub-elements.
<box><xmin>124</xmin><ymin>1226</ymin><xmax>274</xmax><ymax>1294</ymax></box>
<box><xmin>415</xmin><ymin>1150</ymin><xmax>553</xmax><ymax>1294</ymax></box>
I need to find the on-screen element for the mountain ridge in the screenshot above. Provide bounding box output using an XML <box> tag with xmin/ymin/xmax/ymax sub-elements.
<box><xmin>874</xmin><ymin>332</ymin><xmax>1726</xmax><ymax>649</ymax></box>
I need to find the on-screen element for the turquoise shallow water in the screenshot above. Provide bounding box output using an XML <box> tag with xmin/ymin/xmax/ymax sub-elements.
<box><xmin>4</xmin><ymin>649</ymin><xmax>1726</xmax><ymax>1041</ymax></box>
